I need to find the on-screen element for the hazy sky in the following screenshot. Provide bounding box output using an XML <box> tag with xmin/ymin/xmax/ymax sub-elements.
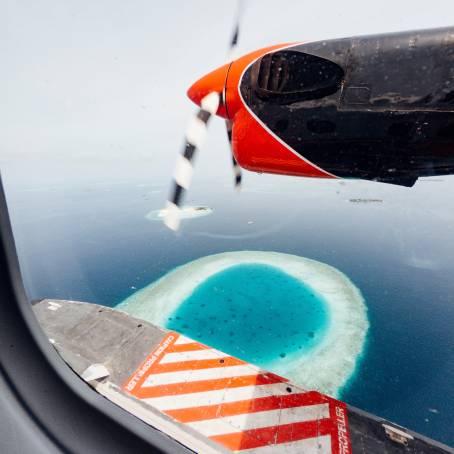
<box><xmin>2</xmin><ymin>0</ymin><xmax>454</xmax><ymax>186</ymax></box>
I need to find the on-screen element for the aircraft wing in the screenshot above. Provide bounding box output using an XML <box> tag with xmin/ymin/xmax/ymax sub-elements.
<box><xmin>33</xmin><ymin>299</ymin><xmax>453</xmax><ymax>454</ymax></box>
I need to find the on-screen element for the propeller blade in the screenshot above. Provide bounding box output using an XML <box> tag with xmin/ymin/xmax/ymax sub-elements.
<box><xmin>164</xmin><ymin>1</ymin><xmax>246</xmax><ymax>231</ymax></box>
<box><xmin>226</xmin><ymin>119</ymin><xmax>242</xmax><ymax>188</ymax></box>
<box><xmin>226</xmin><ymin>0</ymin><xmax>245</xmax><ymax>59</ymax></box>
<box><xmin>224</xmin><ymin>0</ymin><xmax>244</xmax><ymax>190</ymax></box>
<box><xmin>164</xmin><ymin>92</ymin><xmax>220</xmax><ymax>231</ymax></box>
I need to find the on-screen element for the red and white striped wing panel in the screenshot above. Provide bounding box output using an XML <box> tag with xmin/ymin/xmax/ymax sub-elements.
<box><xmin>123</xmin><ymin>332</ymin><xmax>351</xmax><ymax>454</ymax></box>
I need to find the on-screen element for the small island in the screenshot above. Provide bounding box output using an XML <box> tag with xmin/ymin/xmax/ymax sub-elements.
<box><xmin>146</xmin><ymin>205</ymin><xmax>213</xmax><ymax>222</ymax></box>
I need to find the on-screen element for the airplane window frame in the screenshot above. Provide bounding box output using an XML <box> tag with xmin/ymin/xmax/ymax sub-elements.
<box><xmin>0</xmin><ymin>177</ymin><xmax>193</xmax><ymax>453</ymax></box>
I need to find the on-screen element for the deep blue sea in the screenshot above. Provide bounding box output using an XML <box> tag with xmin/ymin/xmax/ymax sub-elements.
<box><xmin>2</xmin><ymin>158</ymin><xmax>454</xmax><ymax>446</ymax></box>
<box><xmin>166</xmin><ymin>263</ymin><xmax>329</xmax><ymax>367</ymax></box>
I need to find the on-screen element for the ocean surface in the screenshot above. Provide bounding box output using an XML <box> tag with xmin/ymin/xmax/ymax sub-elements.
<box><xmin>3</xmin><ymin>162</ymin><xmax>454</xmax><ymax>446</ymax></box>
<box><xmin>165</xmin><ymin>263</ymin><xmax>329</xmax><ymax>368</ymax></box>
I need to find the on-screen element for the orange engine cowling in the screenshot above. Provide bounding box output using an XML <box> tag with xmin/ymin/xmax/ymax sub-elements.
<box><xmin>186</xmin><ymin>43</ymin><xmax>336</xmax><ymax>180</ymax></box>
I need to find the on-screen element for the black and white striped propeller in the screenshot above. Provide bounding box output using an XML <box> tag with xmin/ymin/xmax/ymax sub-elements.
<box><xmin>225</xmin><ymin>10</ymin><xmax>243</xmax><ymax>189</ymax></box>
<box><xmin>164</xmin><ymin>3</ymin><xmax>244</xmax><ymax>231</ymax></box>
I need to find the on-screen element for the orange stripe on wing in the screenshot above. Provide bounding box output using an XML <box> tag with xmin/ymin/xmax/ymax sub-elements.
<box><xmin>152</xmin><ymin>356</ymin><xmax>245</xmax><ymax>374</ymax></box>
<box><xmin>166</xmin><ymin>396</ymin><xmax>279</xmax><ymax>424</ymax></box>
<box><xmin>167</xmin><ymin>342</ymin><xmax>210</xmax><ymax>353</ymax></box>
<box><xmin>135</xmin><ymin>372</ymin><xmax>286</xmax><ymax>399</ymax></box>
<box><xmin>166</xmin><ymin>391</ymin><xmax>327</xmax><ymax>423</ymax></box>
<box><xmin>122</xmin><ymin>332</ymin><xmax>179</xmax><ymax>393</ymax></box>
<box><xmin>210</xmin><ymin>419</ymin><xmax>334</xmax><ymax>451</ymax></box>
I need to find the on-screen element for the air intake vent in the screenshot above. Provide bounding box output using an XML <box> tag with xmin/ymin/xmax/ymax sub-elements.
<box><xmin>252</xmin><ymin>50</ymin><xmax>344</xmax><ymax>103</ymax></box>
<box><xmin>257</xmin><ymin>53</ymin><xmax>290</xmax><ymax>92</ymax></box>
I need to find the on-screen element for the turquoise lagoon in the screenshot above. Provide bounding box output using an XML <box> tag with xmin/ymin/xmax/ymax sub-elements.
<box><xmin>166</xmin><ymin>263</ymin><xmax>329</xmax><ymax>367</ymax></box>
<box><xmin>117</xmin><ymin>251</ymin><xmax>369</xmax><ymax>397</ymax></box>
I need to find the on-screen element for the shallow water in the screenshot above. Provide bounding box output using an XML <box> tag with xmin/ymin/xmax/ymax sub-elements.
<box><xmin>165</xmin><ymin>263</ymin><xmax>329</xmax><ymax>368</ymax></box>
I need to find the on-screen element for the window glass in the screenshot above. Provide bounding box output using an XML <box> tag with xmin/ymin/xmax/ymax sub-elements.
<box><xmin>2</xmin><ymin>0</ymin><xmax>454</xmax><ymax>449</ymax></box>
